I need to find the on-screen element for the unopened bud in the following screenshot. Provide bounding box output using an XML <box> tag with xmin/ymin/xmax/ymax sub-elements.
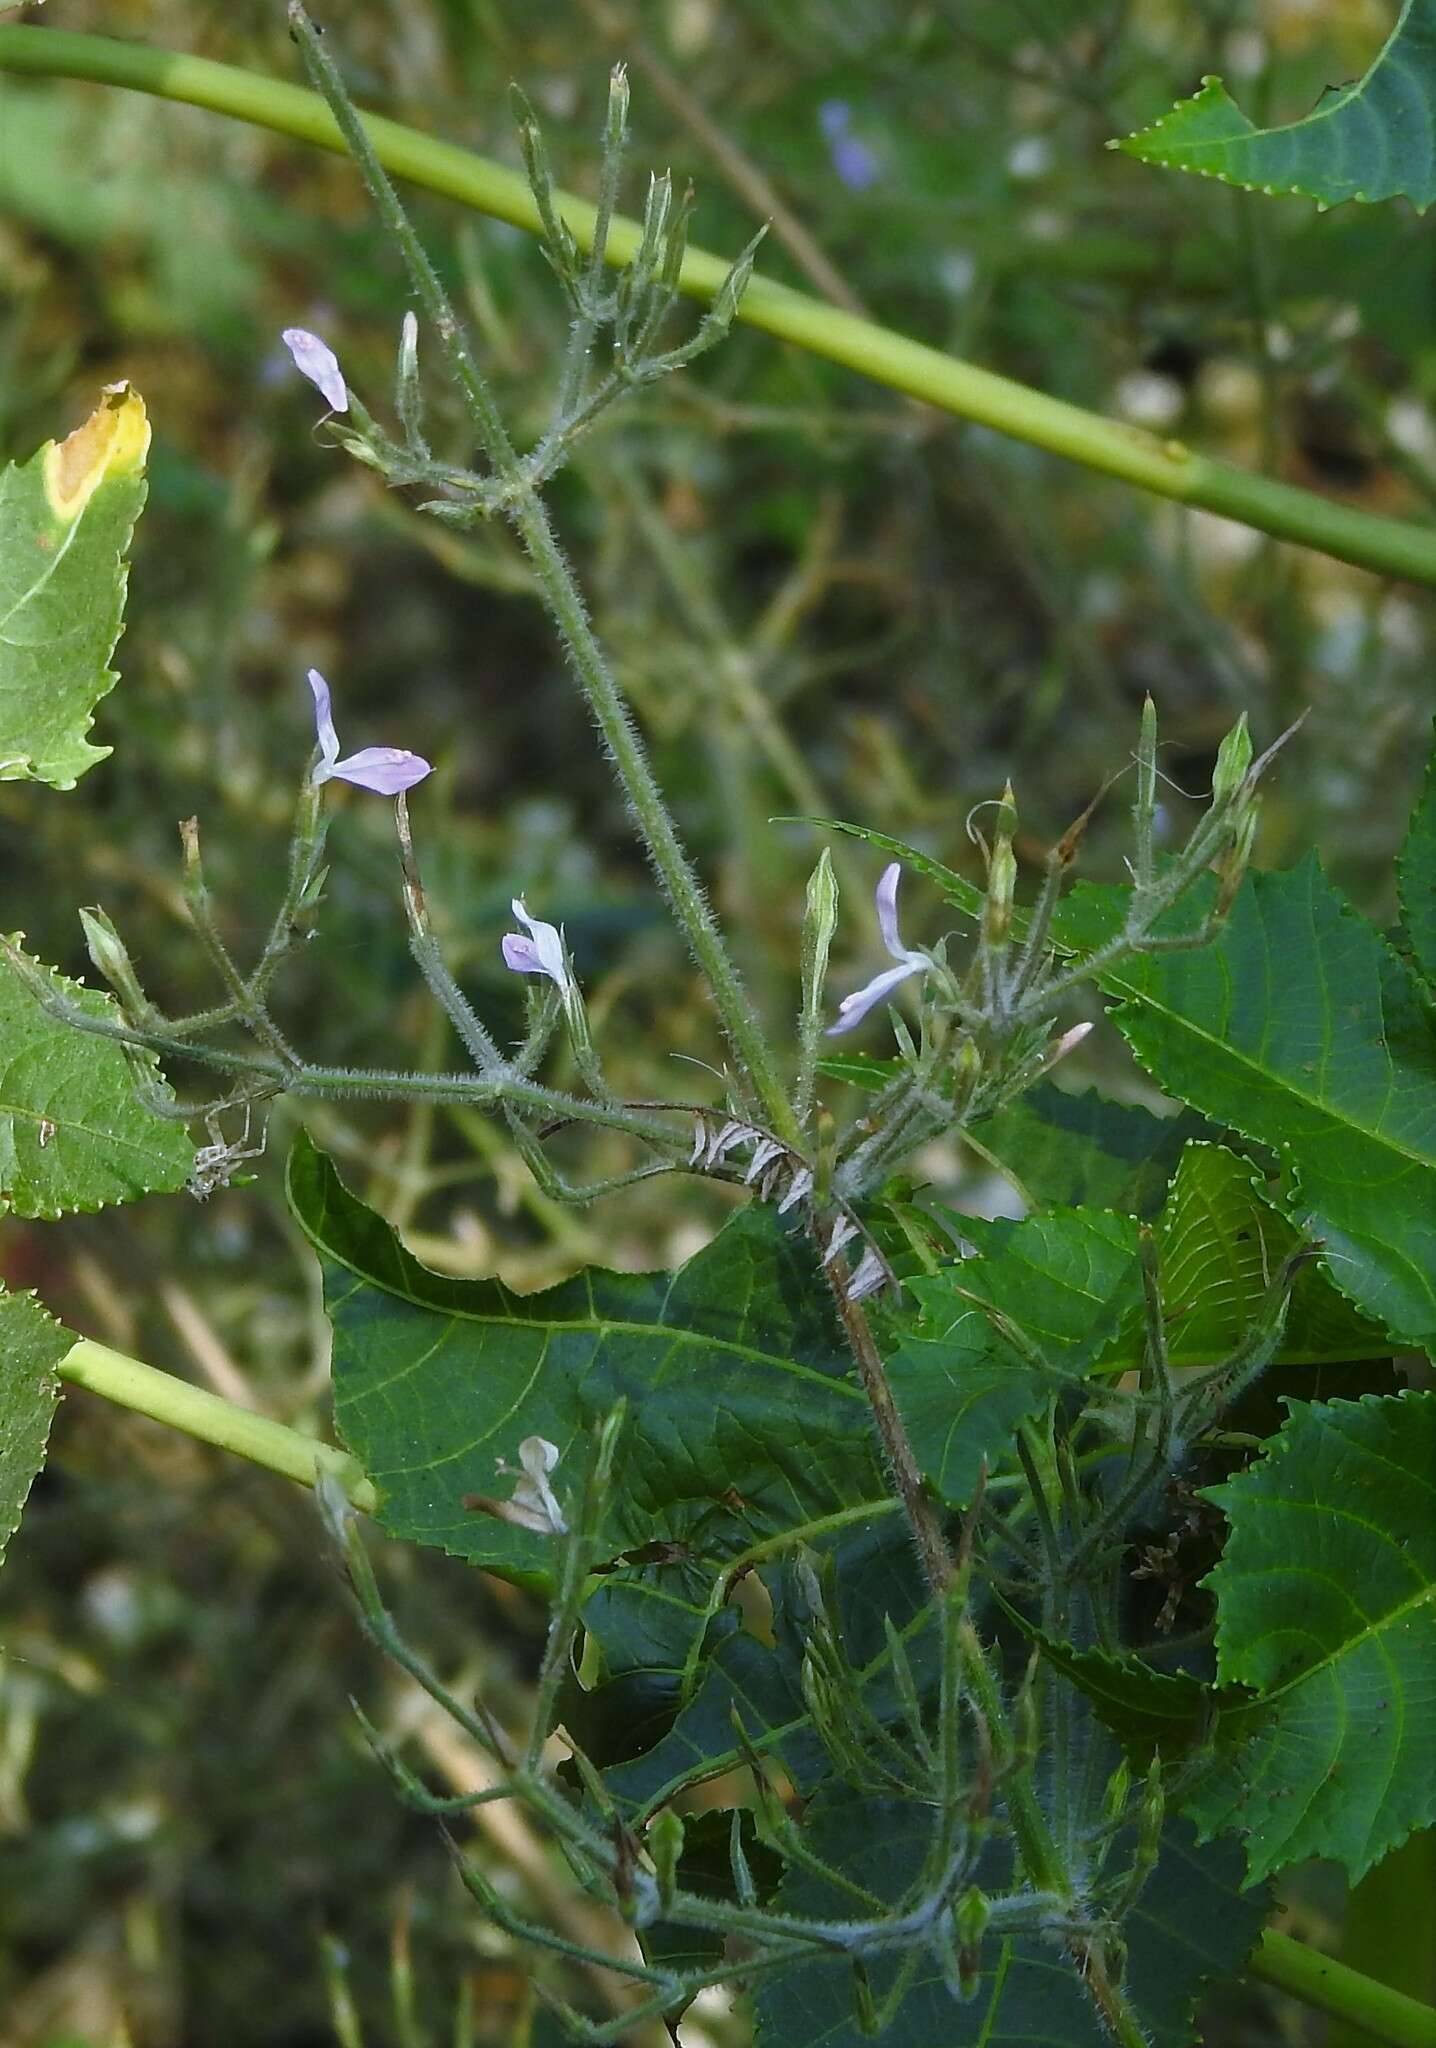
<box><xmin>1138</xmin><ymin>1759</ymin><xmax>1165</xmax><ymax>1864</ymax></box>
<box><xmin>78</xmin><ymin>907</ymin><xmax>147</xmax><ymax>1016</ymax></box>
<box><xmin>704</xmin><ymin>226</ymin><xmax>766</xmax><ymax>339</ymax></box>
<box><xmin>1102</xmin><ymin>1758</ymin><xmax>1132</xmax><ymax>1828</ymax></box>
<box><xmin>1211</xmin><ymin>713</ymin><xmax>1253</xmax><ymax>807</ymax></box>
<box><xmin>647</xmin><ymin>1808</ymin><xmax>684</xmax><ymax>1913</ymax></box>
<box><xmin>1050</xmin><ymin>1020</ymin><xmax>1092</xmax><ymax>1067</ymax></box>
<box><xmin>953</xmin><ymin>1885</ymin><xmax>990</xmax><ymax>1947</ymax></box>
<box><xmin>851</xmin><ymin>1959</ymin><xmax>879</xmax><ymax>2035</ymax></box>
<box><xmin>953</xmin><ymin>1038</ymin><xmax>983</xmax><ymax>1112</ymax></box>
<box><xmin>984</xmin><ymin>785</ymin><xmax>1018</xmax><ymax>944</ymax></box>
<box><xmin>801</xmin><ymin>848</ymin><xmax>839</xmax><ymax>1033</ymax></box>
<box><xmin>605</xmin><ymin>63</ymin><xmax>630</xmax><ymax>148</ymax></box>
<box><xmin>395</xmin><ymin>310</ymin><xmax>424</xmax><ymax>446</ymax></box>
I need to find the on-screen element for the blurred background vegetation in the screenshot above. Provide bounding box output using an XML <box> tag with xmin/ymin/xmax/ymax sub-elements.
<box><xmin>1</xmin><ymin>0</ymin><xmax>1433</xmax><ymax>2041</ymax></box>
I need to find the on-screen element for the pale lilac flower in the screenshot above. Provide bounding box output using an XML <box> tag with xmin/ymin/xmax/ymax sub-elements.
<box><xmin>307</xmin><ymin>669</ymin><xmax>431</xmax><ymax>795</ymax></box>
<box><xmin>282</xmin><ymin>327</ymin><xmax>349</xmax><ymax>413</ymax></box>
<box><xmin>827</xmin><ymin>862</ymin><xmax>929</xmax><ymax>1035</ymax></box>
<box><xmin>502</xmin><ymin>900</ymin><xmax>572</xmax><ymax>998</ymax></box>
<box><xmin>818</xmin><ymin>100</ymin><xmax>880</xmax><ymax>193</ymax></box>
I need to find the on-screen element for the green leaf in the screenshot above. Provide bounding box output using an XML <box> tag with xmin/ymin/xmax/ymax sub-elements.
<box><xmin>598</xmin><ymin>1521</ymin><xmax>930</xmax><ymax>1816</ymax></box>
<box><xmin>1112</xmin><ymin>2</ymin><xmax>1436</xmax><ymax>211</ymax></box>
<box><xmin>287</xmin><ymin>1134</ymin><xmax>884</xmax><ymax>1596</ymax></box>
<box><xmin>1023</xmin><ymin>1635</ymin><xmax>1216</xmax><ymax>1766</ymax></box>
<box><xmin>0</xmin><ymin>385</ymin><xmax>149</xmax><ymax>787</ymax></box>
<box><xmin>1153</xmin><ymin>1143</ymin><xmax>1391</xmax><ymax>1369</ymax></box>
<box><xmin>1187</xmin><ymin>1390</ymin><xmax>1436</xmax><ymax>1884</ymax></box>
<box><xmin>888</xmin><ymin>1209</ymin><xmax>1143</xmax><ymax>1509</ymax></box>
<box><xmin>973</xmin><ymin>1081</ymin><xmax>1209</xmax><ymax>1219</ymax></box>
<box><xmin>0</xmin><ymin>1288</ymin><xmax>70</xmax><ymax>1573</ymax></box>
<box><xmin>1057</xmin><ymin>859</ymin><xmax>1436</xmax><ymax>1353</ymax></box>
<box><xmin>1399</xmin><ymin>722</ymin><xmax>1436</xmax><ymax>989</ymax></box>
<box><xmin>0</xmin><ymin>940</ymin><xmax>194</xmax><ymax>1217</ymax></box>
<box><xmin>752</xmin><ymin>1787</ymin><xmax>1266</xmax><ymax>2048</ymax></box>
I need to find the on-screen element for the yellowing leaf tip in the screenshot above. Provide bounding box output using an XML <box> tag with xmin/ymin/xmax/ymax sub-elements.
<box><xmin>43</xmin><ymin>384</ymin><xmax>150</xmax><ymax>525</ymax></box>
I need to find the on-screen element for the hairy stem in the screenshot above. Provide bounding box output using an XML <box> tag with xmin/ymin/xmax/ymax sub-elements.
<box><xmin>825</xmin><ymin>1266</ymin><xmax>953</xmax><ymax>1594</ymax></box>
<box><xmin>290</xmin><ymin>5</ymin><xmax>799</xmax><ymax>1146</ymax></box>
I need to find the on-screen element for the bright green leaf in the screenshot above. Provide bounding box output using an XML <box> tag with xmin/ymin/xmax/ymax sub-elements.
<box><xmin>0</xmin><ymin>940</ymin><xmax>194</xmax><ymax>1217</ymax></box>
<box><xmin>1058</xmin><ymin>860</ymin><xmax>1436</xmax><ymax>1353</ymax></box>
<box><xmin>287</xmin><ymin>1134</ymin><xmax>884</xmax><ymax>1596</ymax></box>
<box><xmin>1113</xmin><ymin>2</ymin><xmax>1436</xmax><ymax>211</ymax></box>
<box><xmin>1188</xmin><ymin>1389</ymin><xmax>1436</xmax><ymax>1884</ymax></box>
<box><xmin>752</xmin><ymin>1787</ymin><xmax>1266</xmax><ymax>2048</ymax></box>
<box><xmin>0</xmin><ymin>385</ymin><xmax>149</xmax><ymax>787</ymax></box>
<box><xmin>1399</xmin><ymin>721</ymin><xmax>1436</xmax><ymax>989</ymax></box>
<box><xmin>888</xmin><ymin>1208</ymin><xmax>1142</xmax><ymax>1509</ymax></box>
<box><xmin>0</xmin><ymin>1288</ymin><xmax>70</xmax><ymax>1573</ymax></box>
<box><xmin>1153</xmin><ymin>1143</ymin><xmax>1391</xmax><ymax>1369</ymax></box>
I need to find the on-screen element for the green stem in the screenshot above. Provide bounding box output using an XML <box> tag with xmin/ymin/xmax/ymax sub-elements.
<box><xmin>1250</xmin><ymin>1931</ymin><xmax>1436</xmax><ymax>2048</ymax></box>
<box><xmin>2</xmin><ymin>25</ymin><xmax>1435</xmax><ymax>584</ymax></box>
<box><xmin>57</xmin><ymin>1337</ymin><xmax>378</xmax><ymax>1513</ymax></box>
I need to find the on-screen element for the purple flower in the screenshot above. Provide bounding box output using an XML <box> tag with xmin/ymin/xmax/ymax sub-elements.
<box><xmin>502</xmin><ymin>900</ymin><xmax>572</xmax><ymax>998</ymax></box>
<box><xmin>307</xmin><ymin>669</ymin><xmax>431</xmax><ymax>795</ymax></box>
<box><xmin>282</xmin><ymin>328</ymin><xmax>349</xmax><ymax>413</ymax></box>
<box><xmin>818</xmin><ymin>100</ymin><xmax>880</xmax><ymax>193</ymax></box>
<box><xmin>827</xmin><ymin>862</ymin><xmax>929</xmax><ymax>1036</ymax></box>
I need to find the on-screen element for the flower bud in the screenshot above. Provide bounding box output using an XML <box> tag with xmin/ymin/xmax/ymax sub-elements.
<box><xmin>1211</xmin><ymin>713</ymin><xmax>1254</xmax><ymax>807</ymax></box>
<box><xmin>395</xmin><ymin>310</ymin><xmax>425</xmax><ymax>448</ymax></box>
<box><xmin>78</xmin><ymin>907</ymin><xmax>148</xmax><ymax>1017</ymax></box>
<box><xmin>953</xmin><ymin>1885</ymin><xmax>991</xmax><ymax>1947</ymax></box>
<box><xmin>647</xmin><ymin>1808</ymin><xmax>684</xmax><ymax>1914</ymax></box>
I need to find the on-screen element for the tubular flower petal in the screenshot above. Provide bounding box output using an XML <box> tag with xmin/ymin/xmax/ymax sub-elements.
<box><xmin>282</xmin><ymin>328</ymin><xmax>349</xmax><ymax>413</ymax></box>
<box><xmin>828</xmin><ymin>863</ymin><xmax>931</xmax><ymax>1036</ymax></box>
<box><xmin>306</xmin><ymin>670</ymin><xmax>431</xmax><ymax>795</ymax></box>
<box><xmin>502</xmin><ymin>900</ymin><xmax>572</xmax><ymax>998</ymax></box>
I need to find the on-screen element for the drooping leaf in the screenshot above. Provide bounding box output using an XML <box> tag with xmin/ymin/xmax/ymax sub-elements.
<box><xmin>0</xmin><ymin>385</ymin><xmax>149</xmax><ymax>787</ymax></box>
<box><xmin>752</xmin><ymin>1786</ymin><xmax>1266</xmax><ymax>2048</ymax></box>
<box><xmin>1113</xmin><ymin>2</ymin><xmax>1436</xmax><ymax>212</ymax></box>
<box><xmin>0</xmin><ymin>940</ymin><xmax>194</xmax><ymax>1217</ymax></box>
<box><xmin>287</xmin><ymin>1134</ymin><xmax>885</xmax><ymax>1603</ymax></box>
<box><xmin>887</xmin><ymin>1208</ymin><xmax>1143</xmax><ymax>1509</ymax></box>
<box><xmin>1056</xmin><ymin>860</ymin><xmax>1436</xmax><ymax>1353</ymax></box>
<box><xmin>1023</xmin><ymin>1635</ymin><xmax>1218</xmax><ymax>1766</ymax></box>
<box><xmin>1152</xmin><ymin>1143</ymin><xmax>1391</xmax><ymax>1369</ymax></box>
<box><xmin>780</xmin><ymin>817</ymin><xmax>984</xmax><ymax>919</ymax></box>
<box><xmin>1187</xmin><ymin>1390</ymin><xmax>1436</xmax><ymax>1884</ymax></box>
<box><xmin>973</xmin><ymin>1081</ymin><xmax>1210</xmax><ymax>1218</ymax></box>
<box><xmin>1399</xmin><ymin>722</ymin><xmax>1436</xmax><ymax>989</ymax></box>
<box><xmin>0</xmin><ymin>1289</ymin><xmax>70</xmax><ymax>1573</ymax></box>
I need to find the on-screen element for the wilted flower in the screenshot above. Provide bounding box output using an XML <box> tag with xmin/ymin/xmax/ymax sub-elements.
<box><xmin>282</xmin><ymin>327</ymin><xmax>349</xmax><ymax>413</ymax></box>
<box><xmin>827</xmin><ymin>863</ymin><xmax>930</xmax><ymax>1035</ymax></box>
<box><xmin>307</xmin><ymin>669</ymin><xmax>431</xmax><ymax>795</ymax></box>
<box><xmin>467</xmin><ymin>1436</ymin><xmax>568</xmax><ymax>1536</ymax></box>
<box><xmin>502</xmin><ymin>900</ymin><xmax>573</xmax><ymax>999</ymax></box>
<box><xmin>504</xmin><ymin>1436</ymin><xmax>568</xmax><ymax>1536</ymax></box>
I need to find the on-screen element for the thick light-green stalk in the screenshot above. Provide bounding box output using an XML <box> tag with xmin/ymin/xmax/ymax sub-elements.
<box><xmin>3</xmin><ymin>25</ymin><xmax>1436</xmax><ymax>584</ymax></box>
